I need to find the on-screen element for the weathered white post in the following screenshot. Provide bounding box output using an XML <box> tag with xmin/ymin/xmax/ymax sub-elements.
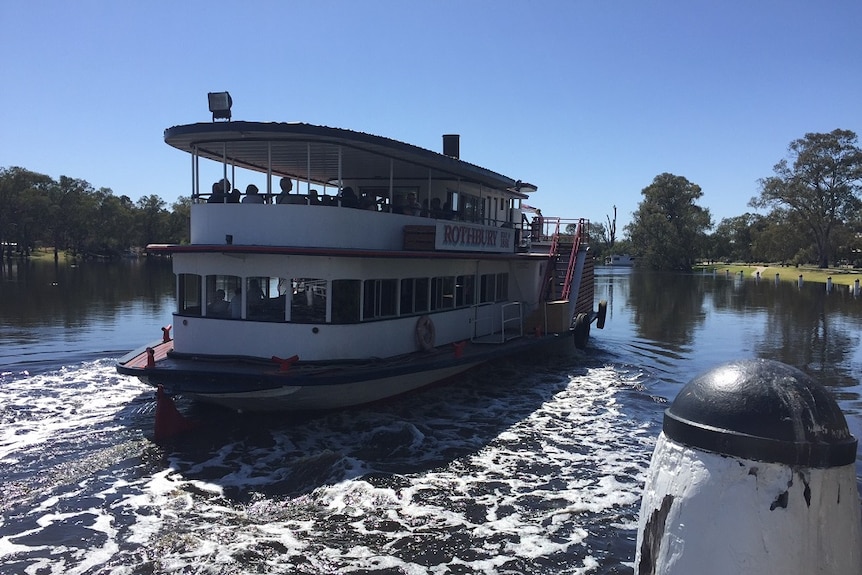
<box><xmin>635</xmin><ymin>359</ymin><xmax>861</xmax><ymax>575</ymax></box>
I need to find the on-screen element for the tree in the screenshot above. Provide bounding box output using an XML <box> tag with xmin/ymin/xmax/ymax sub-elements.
<box><xmin>711</xmin><ymin>213</ymin><xmax>766</xmax><ymax>262</ymax></box>
<box><xmin>137</xmin><ymin>194</ymin><xmax>169</xmax><ymax>246</ymax></box>
<box><xmin>0</xmin><ymin>167</ymin><xmax>54</xmax><ymax>258</ymax></box>
<box><xmin>606</xmin><ymin>205</ymin><xmax>617</xmax><ymax>249</ymax></box>
<box><xmin>751</xmin><ymin>129</ymin><xmax>862</xmax><ymax>268</ymax></box>
<box><xmin>749</xmin><ymin>209</ymin><xmax>807</xmax><ymax>264</ymax></box>
<box><xmin>167</xmin><ymin>196</ymin><xmax>191</xmax><ymax>244</ymax></box>
<box><xmin>625</xmin><ymin>173</ymin><xmax>712</xmax><ymax>270</ymax></box>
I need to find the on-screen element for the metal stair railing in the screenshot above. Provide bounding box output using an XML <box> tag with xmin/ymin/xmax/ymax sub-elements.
<box><xmin>560</xmin><ymin>219</ymin><xmax>586</xmax><ymax>300</ymax></box>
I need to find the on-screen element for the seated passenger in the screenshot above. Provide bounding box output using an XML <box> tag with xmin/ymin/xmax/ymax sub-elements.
<box><xmin>405</xmin><ymin>192</ymin><xmax>421</xmax><ymax>216</ymax></box>
<box><xmin>308</xmin><ymin>189</ymin><xmax>322</xmax><ymax>205</ymax></box>
<box><xmin>340</xmin><ymin>187</ymin><xmax>359</xmax><ymax>208</ymax></box>
<box><xmin>275</xmin><ymin>177</ymin><xmax>293</xmax><ymax>204</ymax></box>
<box><xmin>207</xmin><ymin>289</ymin><xmax>230</xmax><ymax>316</ymax></box>
<box><xmin>229</xmin><ymin>287</ymin><xmax>242</xmax><ymax>318</ymax></box>
<box><xmin>227</xmin><ymin>187</ymin><xmax>241</xmax><ymax>203</ymax></box>
<box><xmin>207</xmin><ymin>181</ymin><xmax>228</xmax><ymax>203</ymax></box>
<box><xmin>430</xmin><ymin>197</ymin><xmax>443</xmax><ymax>218</ymax></box>
<box><xmin>359</xmin><ymin>191</ymin><xmax>377</xmax><ymax>211</ymax></box>
<box><xmin>241</xmin><ymin>184</ymin><xmax>265</xmax><ymax>203</ymax></box>
<box><xmin>248</xmin><ymin>279</ymin><xmax>265</xmax><ymax>301</ymax></box>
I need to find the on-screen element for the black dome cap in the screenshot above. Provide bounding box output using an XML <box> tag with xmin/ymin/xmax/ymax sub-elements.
<box><xmin>663</xmin><ymin>359</ymin><xmax>857</xmax><ymax>468</ymax></box>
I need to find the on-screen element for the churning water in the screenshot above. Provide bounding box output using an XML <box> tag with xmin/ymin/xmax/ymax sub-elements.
<box><xmin>1</xmin><ymin>263</ymin><xmax>860</xmax><ymax>574</ymax></box>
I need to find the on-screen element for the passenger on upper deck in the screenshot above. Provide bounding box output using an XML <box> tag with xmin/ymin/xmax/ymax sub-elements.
<box><xmin>207</xmin><ymin>180</ymin><xmax>230</xmax><ymax>203</ymax></box>
<box><xmin>275</xmin><ymin>178</ymin><xmax>293</xmax><ymax>204</ymax></box>
<box><xmin>405</xmin><ymin>192</ymin><xmax>421</xmax><ymax>216</ymax></box>
<box><xmin>340</xmin><ymin>187</ymin><xmax>359</xmax><ymax>208</ymax></box>
<box><xmin>359</xmin><ymin>191</ymin><xmax>377</xmax><ymax>211</ymax></box>
<box><xmin>308</xmin><ymin>189</ymin><xmax>322</xmax><ymax>205</ymax></box>
<box><xmin>430</xmin><ymin>197</ymin><xmax>443</xmax><ymax>219</ymax></box>
<box><xmin>242</xmin><ymin>184</ymin><xmax>265</xmax><ymax>204</ymax></box>
<box><xmin>531</xmin><ymin>209</ymin><xmax>544</xmax><ymax>240</ymax></box>
<box><xmin>227</xmin><ymin>187</ymin><xmax>241</xmax><ymax>203</ymax></box>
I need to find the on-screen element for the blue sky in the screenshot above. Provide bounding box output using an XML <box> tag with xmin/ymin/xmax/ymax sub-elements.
<box><xmin>2</xmin><ymin>1</ymin><xmax>860</xmax><ymax>232</ymax></box>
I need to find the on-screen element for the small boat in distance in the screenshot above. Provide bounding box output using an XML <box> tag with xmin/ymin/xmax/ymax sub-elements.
<box><xmin>116</xmin><ymin>93</ymin><xmax>606</xmax><ymax>412</ymax></box>
<box><xmin>606</xmin><ymin>254</ymin><xmax>636</xmax><ymax>267</ymax></box>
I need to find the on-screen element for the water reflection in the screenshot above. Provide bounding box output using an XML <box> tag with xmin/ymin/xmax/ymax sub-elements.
<box><xmin>0</xmin><ymin>258</ymin><xmax>174</xmax><ymax>369</ymax></box>
<box><xmin>628</xmin><ymin>271</ymin><xmax>706</xmax><ymax>352</ymax></box>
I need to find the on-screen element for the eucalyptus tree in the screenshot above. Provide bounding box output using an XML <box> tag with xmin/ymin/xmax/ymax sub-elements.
<box><xmin>167</xmin><ymin>196</ymin><xmax>192</xmax><ymax>244</ymax></box>
<box><xmin>751</xmin><ymin>129</ymin><xmax>862</xmax><ymax>268</ymax></box>
<box><xmin>625</xmin><ymin>173</ymin><xmax>712</xmax><ymax>270</ymax></box>
<box><xmin>0</xmin><ymin>167</ymin><xmax>54</xmax><ymax>258</ymax></box>
<box><xmin>136</xmin><ymin>194</ymin><xmax>169</xmax><ymax>246</ymax></box>
<box><xmin>712</xmin><ymin>213</ymin><xmax>766</xmax><ymax>262</ymax></box>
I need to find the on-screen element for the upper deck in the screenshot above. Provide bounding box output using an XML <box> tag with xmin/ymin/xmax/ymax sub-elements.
<box><xmin>162</xmin><ymin>121</ymin><xmax>543</xmax><ymax>254</ymax></box>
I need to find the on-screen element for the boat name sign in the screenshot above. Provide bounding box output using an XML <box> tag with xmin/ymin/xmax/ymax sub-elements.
<box><xmin>436</xmin><ymin>222</ymin><xmax>513</xmax><ymax>253</ymax></box>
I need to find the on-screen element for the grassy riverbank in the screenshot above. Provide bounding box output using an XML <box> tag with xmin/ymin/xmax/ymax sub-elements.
<box><xmin>696</xmin><ymin>263</ymin><xmax>862</xmax><ymax>287</ymax></box>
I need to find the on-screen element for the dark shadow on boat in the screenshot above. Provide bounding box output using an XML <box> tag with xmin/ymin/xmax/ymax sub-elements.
<box><xmin>123</xmin><ymin>339</ymin><xmax>610</xmax><ymax>503</ymax></box>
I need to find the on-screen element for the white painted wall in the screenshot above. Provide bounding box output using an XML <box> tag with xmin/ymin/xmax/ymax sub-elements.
<box><xmin>636</xmin><ymin>433</ymin><xmax>862</xmax><ymax>575</ymax></box>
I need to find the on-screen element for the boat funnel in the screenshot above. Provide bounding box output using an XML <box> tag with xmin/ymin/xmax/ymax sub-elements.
<box><xmin>443</xmin><ymin>134</ymin><xmax>460</xmax><ymax>159</ymax></box>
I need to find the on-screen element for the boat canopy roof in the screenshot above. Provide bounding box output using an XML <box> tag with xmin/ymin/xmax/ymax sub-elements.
<box><xmin>164</xmin><ymin>121</ymin><xmax>533</xmax><ymax>199</ymax></box>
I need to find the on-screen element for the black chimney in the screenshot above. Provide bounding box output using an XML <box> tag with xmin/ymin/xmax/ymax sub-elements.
<box><xmin>443</xmin><ymin>134</ymin><xmax>460</xmax><ymax>159</ymax></box>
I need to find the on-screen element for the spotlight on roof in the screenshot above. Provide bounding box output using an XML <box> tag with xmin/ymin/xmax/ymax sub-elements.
<box><xmin>207</xmin><ymin>91</ymin><xmax>232</xmax><ymax>122</ymax></box>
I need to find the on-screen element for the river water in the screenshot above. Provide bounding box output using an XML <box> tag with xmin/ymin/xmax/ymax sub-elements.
<box><xmin>0</xmin><ymin>260</ymin><xmax>860</xmax><ymax>574</ymax></box>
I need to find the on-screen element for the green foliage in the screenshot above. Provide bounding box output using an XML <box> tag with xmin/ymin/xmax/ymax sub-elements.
<box><xmin>0</xmin><ymin>166</ymin><xmax>189</xmax><ymax>259</ymax></box>
<box><xmin>625</xmin><ymin>173</ymin><xmax>712</xmax><ymax>270</ymax></box>
<box><xmin>751</xmin><ymin>129</ymin><xmax>862</xmax><ymax>268</ymax></box>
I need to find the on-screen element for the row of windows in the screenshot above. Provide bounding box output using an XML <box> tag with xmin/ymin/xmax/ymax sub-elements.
<box><xmin>178</xmin><ymin>272</ymin><xmax>509</xmax><ymax>324</ymax></box>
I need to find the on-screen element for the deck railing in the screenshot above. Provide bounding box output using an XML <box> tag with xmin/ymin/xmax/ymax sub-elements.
<box><xmin>471</xmin><ymin>301</ymin><xmax>523</xmax><ymax>343</ymax></box>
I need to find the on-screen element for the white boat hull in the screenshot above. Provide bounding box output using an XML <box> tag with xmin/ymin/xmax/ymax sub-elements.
<box><xmin>189</xmin><ymin>361</ymin><xmax>481</xmax><ymax>412</ymax></box>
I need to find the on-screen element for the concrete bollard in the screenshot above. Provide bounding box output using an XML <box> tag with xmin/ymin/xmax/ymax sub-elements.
<box><xmin>635</xmin><ymin>359</ymin><xmax>861</xmax><ymax>575</ymax></box>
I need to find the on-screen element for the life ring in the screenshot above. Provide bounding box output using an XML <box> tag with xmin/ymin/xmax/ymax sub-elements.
<box><xmin>573</xmin><ymin>312</ymin><xmax>590</xmax><ymax>350</ymax></box>
<box><xmin>416</xmin><ymin>315</ymin><xmax>436</xmax><ymax>351</ymax></box>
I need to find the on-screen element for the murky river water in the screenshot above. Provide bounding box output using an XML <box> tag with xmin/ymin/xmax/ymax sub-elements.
<box><xmin>1</xmin><ymin>260</ymin><xmax>859</xmax><ymax>574</ymax></box>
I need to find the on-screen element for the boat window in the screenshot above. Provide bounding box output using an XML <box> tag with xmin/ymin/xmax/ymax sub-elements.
<box><xmin>246</xmin><ymin>276</ymin><xmax>286</xmax><ymax>322</ymax></box>
<box><xmin>400</xmin><ymin>277</ymin><xmax>429</xmax><ymax>315</ymax></box>
<box><xmin>431</xmin><ymin>276</ymin><xmax>455</xmax><ymax>311</ymax></box>
<box><xmin>205</xmin><ymin>274</ymin><xmax>240</xmax><ymax>318</ymax></box>
<box><xmin>460</xmin><ymin>192</ymin><xmax>483</xmax><ymax>224</ymax></box>
<box><xmin>332</xmin><ymin>279</ymin><xmax>360</xmax><ymax>323</ymax></box>
<box><xmin>363</xmin><ymin>279</ymin><xmax>398</xmax><ymax>320</ymax></box>
<box><xmin>496</xmin><ymin>273</ymin><xmax>509</xmax><ymax>301</ymax></box>
<box><xmin>455</xmin><ymin>275</ymin><xmax>475</xmax><ymax>307</ymax></box>
<box><xmin>178</xmin><ymin>274</ymin><xmax>202</xmax><ymax>316</ymax></box>
<box><xmin>480</xmin><ymin>273</ymin><xmax>495</xmax><ymax>304</ymax></box>
<box><xmin>291</xmin><ymin>278</ymin><xmax>326</xmax><ymax>323</ymax></box>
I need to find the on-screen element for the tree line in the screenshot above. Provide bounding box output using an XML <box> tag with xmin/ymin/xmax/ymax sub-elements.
<box><xmin>3</xmin><ymin>129</ymin><xmax>860</xmax><ymax>269</ymax></box>
<box><xmin>590</xmin><ymin>129</ymin><xmax>862</xmax><ymax>270</ymax></box>
<box><xmin>0</xmin><ymin>166</ymin><xmax>190</xmax><ymax>261</ymax></box>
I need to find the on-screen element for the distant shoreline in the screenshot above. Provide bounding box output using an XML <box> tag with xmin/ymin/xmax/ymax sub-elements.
<box><xmin>695</xmin><ymin>263</ymin><xmax>862</xmax><ymax>287</ymax></box>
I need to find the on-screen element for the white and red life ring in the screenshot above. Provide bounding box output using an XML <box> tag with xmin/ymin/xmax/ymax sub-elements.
<box><xmin>416</xmin><ymin>315</ymin><xmax>436</xmax><ymax>351</ymax></box>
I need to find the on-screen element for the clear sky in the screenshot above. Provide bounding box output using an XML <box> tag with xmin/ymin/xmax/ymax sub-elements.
<box><xmin>2</xmin><ymin>1</ymin><xmax>860</xmax><ymax>232</ymax></box>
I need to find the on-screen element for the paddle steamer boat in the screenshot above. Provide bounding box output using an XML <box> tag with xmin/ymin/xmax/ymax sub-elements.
<box><xmin>117</xmin><ymin>93</ymin><xmax>605</xmax><ymax>412</ymax></box>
